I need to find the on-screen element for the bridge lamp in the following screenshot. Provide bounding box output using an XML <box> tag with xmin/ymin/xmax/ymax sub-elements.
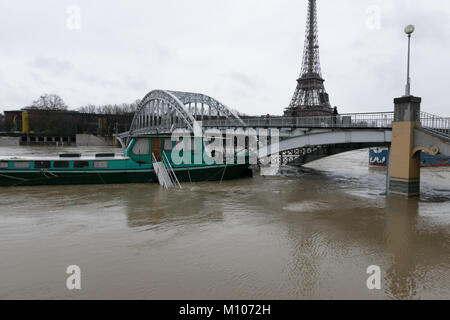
<box><xmin>404</xmin><ymin>24</ymin><xmax>415</xmax><ymax>96</ymax></box>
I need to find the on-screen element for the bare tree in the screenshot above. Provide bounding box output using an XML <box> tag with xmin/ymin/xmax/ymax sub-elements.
<box><xmin>32</xmin><ymin>94</ymin><xmax>68</xmax><ymax>110</ymax></box>
<box><xmin>78</xmin><ymin>104</ymin><xmax>97</xmax><ymax>114</ymax></box>
<box><xmin>78</xmin><ymin>99</ymin><xmax>141</xmax><ymax>115</ymax></box>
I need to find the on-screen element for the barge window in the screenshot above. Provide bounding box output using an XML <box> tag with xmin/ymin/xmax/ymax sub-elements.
<box><xmin>34</xmin><ymin>161</ymin><xmax>51</xmax><ymax>169</ymax></box>
<box><xmin>13</xmin><ymin>162</ymin><xmax>30</xmax><ymax>169</ymax></box>
<box><xmin>93</xmin><ymin>161</ymin><xmax>108</xmax><ymax>169</ymax></box>
<box><xmin>132</xmin><ymin>138</ymin><xmax>149</xmax><ymax>155</ymax></box>
<box><xmin>0</xmin><ymin>161</ymin><xmax>8</xmax><ymax>169</ymax></box>
<box><xmin>74</xmin><ymin>161</ymin><xmax>90</xmax><ymax>168</ymax></box>
<box><xmin>95</xmin><ymin>153</ymin><xmax>115</xmax><ymax>158</ymax></box>
<box><xmin>60</xmin><ymin>153</ymin><xmax>80</xmax><ymax>158</ymax></box>
<box><xmin>164</xmin><ymin>138</ymin><xmax>173</xmax><ymax>151</ymax></box>
<box><xmin>53</xmin><ymin>161</ymin><xmax>69</xmax><ymax>168</ymax></box>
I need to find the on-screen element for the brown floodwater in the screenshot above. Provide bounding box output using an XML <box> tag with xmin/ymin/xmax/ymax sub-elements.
<box><xmin>0</xmin><ymin>146</ymin><xmax>448</xmax><ymax>299</ymax></box>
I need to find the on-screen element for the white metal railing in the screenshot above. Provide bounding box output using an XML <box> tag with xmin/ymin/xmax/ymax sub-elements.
<box><xmin>152</xmin><ymin>153</ymin><xmax>174</xmax><ymax>189</ymax></box>
<box><xmin>201</xmin><ymin>112</ymin><xmax>394</xmax><ymax>129</ymax></box>
<box><xmin>162</xmin><ymin>152</ymin><xmax>182</xmax><ymax>188</ymax></box>
<box><xmin>419</xmin><ymin>111</ymin><xmax>450</xmax><ymax>140</ymax></box>
<box><xmin>119</xmin><ymin>111</ymin><xmax>450</xmax><ymax>142</ymax></box>
<box><xmin>116</xmin><ymin>112</ymin><xmax>395</xmax><ymax>136</ymax></box>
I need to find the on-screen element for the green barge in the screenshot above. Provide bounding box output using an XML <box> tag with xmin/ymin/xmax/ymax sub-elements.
<box><xmin>0</xmin><ymin>136</ymin><xmax>251</xmax><ymax>187</ymax></box>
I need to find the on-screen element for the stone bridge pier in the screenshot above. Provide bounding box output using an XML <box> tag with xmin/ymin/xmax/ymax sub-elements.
<box><xmin>388</xmin><ymin>96</ymin><xmax>422</xmax><ymax>198</ymax></box>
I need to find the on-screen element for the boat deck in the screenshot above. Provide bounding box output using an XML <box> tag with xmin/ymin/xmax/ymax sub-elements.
<box><xmin>0</xmin><ymin>155</ymin><xmax>129</xmax><ymax>161</ymax></box>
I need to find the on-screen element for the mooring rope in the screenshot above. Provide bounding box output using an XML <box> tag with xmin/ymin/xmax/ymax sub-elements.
<box><xmin>219</xmin><ymin>164</ymin><xmax>227</xmax><ymax>184</ymax></box>
<box><xmin>96</xmin><ymin>172</ymin><xmax>106</xmax><ymax>184</ymax></box>
<box><xmin>40</xmin><ymin>169</ymin><xmax>58</xmax><ymax>179</ymax></box>
<box><xmin>0</xmin><ymin>173</ymin><xmax>28</xmax><ymax>181</ymax></box>
<box><xmin>188</xmin><ymin>169</ymin><xmax>192</xmax><ymax>184</ymax></box>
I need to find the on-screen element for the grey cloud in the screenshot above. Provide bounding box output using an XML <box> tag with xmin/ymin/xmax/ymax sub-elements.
<box><xmin>223</xmin><ymin>72</ymin><xmax>257</xmax><ymax>90</ymax></box>
<box><xmin>0</xmin><ymin>0</ymin><xmax>449</xmax><ymax>116</ymax></box>
<box><xmin>27</xmin><ymin>56</ymin><xmax>74</xmax><ymax>75</ymax></box>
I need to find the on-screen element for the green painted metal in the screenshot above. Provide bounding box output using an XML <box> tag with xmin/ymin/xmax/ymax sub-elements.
<box><xmin>0</xmin><ymin>136</ymin><xmax>251</xmax><ymax>187</ymax></box>
<box><xmin>0</xmin><ymin>164</ymin><xmax>250</xmax><ymax>186</ymax></box>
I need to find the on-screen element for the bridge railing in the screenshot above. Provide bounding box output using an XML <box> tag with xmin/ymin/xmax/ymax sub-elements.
<box><xmin>201</xmin><ymin>112</ymin><xmax>394</xmax><ymax>129</ymax></box>
<box><xmin>419</xmin><ymin>111</ymin><xmax>450</xmax><ymax>140</ymax></box>
<box><xmin>118</xmin><ymin>110</ymin><xmax>450</xmax><ymax>144</ymax></box>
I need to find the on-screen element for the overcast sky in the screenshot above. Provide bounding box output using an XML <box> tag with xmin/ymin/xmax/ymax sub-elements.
<box><xmin>0</xmin><ymin>0</ymin><xmax>449</xmax><ymax>116</ymax></box>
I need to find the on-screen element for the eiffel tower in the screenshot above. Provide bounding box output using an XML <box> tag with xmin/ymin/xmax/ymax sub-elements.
<box><xmin>285</xmin><ymin>0</ymin><xmax>332</xmax><ymax>117</ymax></box>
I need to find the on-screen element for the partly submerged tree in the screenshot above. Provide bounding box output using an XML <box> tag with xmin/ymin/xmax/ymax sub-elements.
<box><xmin>31</xmin><ymin>94</ymin><xmax>68</xmax><ymax>110</ymax></box>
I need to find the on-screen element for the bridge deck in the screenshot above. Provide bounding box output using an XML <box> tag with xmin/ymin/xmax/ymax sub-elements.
<box><xmin>118</xmin><ymin>110</ymin><xmax>450</xmax><ymax>144</ymax></box>
<box><xmin>202</xmin><ymin>112</ymin><xmax>394</xmax><ymax>129</ymax></box>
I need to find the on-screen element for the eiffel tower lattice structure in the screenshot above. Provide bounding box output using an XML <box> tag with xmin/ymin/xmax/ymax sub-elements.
<box><xmin>285</xmin><ymin>0</ymin><xmax>333</xmax><ymax>117</ymax></box>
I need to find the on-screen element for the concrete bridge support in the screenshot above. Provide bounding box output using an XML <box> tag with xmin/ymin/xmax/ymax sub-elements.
<box><xmin>388</xmin><ymin>96</ymin><xmax>422</xmax><ymax>198</ymax></box>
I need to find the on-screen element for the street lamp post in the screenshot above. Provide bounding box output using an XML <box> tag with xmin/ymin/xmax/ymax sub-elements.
<box><xmin>404</xmin><ymin>25</ymin><xmax>415</xmax><ymax>96</ymax></box>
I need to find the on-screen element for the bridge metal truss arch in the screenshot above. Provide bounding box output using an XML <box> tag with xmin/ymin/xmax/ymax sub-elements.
<box><xmin>260</xmin><ymin>146</ymin><xmax>324</xmax><ymax>166</ymax></box>
<box><xmin>273</xmin><ymin>142</ymin><xmax>391</xmax><ymax>166</ymax></box>
<box><xmin>278</xmin><ymin>146</ymin><xmax>323</xmax><ymax>165</ymax></box>
<box><xmin>127</xmin><ymin>90</ymin><xmax>245</xmax><ymax>140</ymax></box>
<box><xmin>256</xmin><ymin>128</ymin><xmax>393</xmax><ymax>167</ymax></box>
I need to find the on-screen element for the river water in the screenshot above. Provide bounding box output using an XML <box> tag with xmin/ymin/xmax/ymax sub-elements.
<box><xmin>0</xmin><ymin>146</ymin><xmax>448</xmax><ymax>299</ymax></box>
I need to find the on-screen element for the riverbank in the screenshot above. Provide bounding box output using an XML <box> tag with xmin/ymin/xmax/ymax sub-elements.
<box><xmin>0</xmin><ymin>134</ymin><xmax>119</xmax><ymax>147</ymax></box>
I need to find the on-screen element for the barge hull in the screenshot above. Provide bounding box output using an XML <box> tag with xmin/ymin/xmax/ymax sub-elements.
<box><xmin>0</xmin><ymin>164</ymin><xmax>251</xmax><ymax>187</ymax></box>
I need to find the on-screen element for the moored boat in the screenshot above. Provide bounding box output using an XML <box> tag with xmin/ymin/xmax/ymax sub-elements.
<box><xmin>0</xmin><ymin>135</ymin><xmax>251</xmax><ymax>187</ymax></box>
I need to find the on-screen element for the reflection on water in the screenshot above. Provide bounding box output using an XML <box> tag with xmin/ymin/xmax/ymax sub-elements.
<box><xmin>0</xmin><ymin>147</ymin><xmax>448</xmax><ymax>299</ymax></box>
<box><xmin>123</xmin><ymin>186</ymin><xmax>224</xmax><ymax>229</ymax></box>
<box><xmin>385</xmin><ymin>198</ymin><xmax>419</xmax><ymax>299</ymax></box>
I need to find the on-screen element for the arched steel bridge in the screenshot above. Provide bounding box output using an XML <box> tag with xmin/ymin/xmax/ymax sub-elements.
<box><xmin>117</xmin><ymin>89</ymin><xmax>450</xmax><ymax>164</ymax></box>
<box><xmin>121</xmin><ymin>90</ymin><xmax>245</xmax><ymax>140</ymax></box>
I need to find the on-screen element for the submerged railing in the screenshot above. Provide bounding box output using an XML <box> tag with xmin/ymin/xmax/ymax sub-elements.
<box><xmin>152</xmin><ymin>153</ymin><xmax>173</xmax><ymax>189</ymax></box>
<box><xmin>162</xmin><ymin>152</ymin><xmax>182</xmax><ymax>189</ymax></box>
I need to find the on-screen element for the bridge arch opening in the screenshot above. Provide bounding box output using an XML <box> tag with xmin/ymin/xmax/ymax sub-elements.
<box><xmin>277</xmin><ymin>143</ymin><xmax>390</xmax><ymax>166</ymax></box>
